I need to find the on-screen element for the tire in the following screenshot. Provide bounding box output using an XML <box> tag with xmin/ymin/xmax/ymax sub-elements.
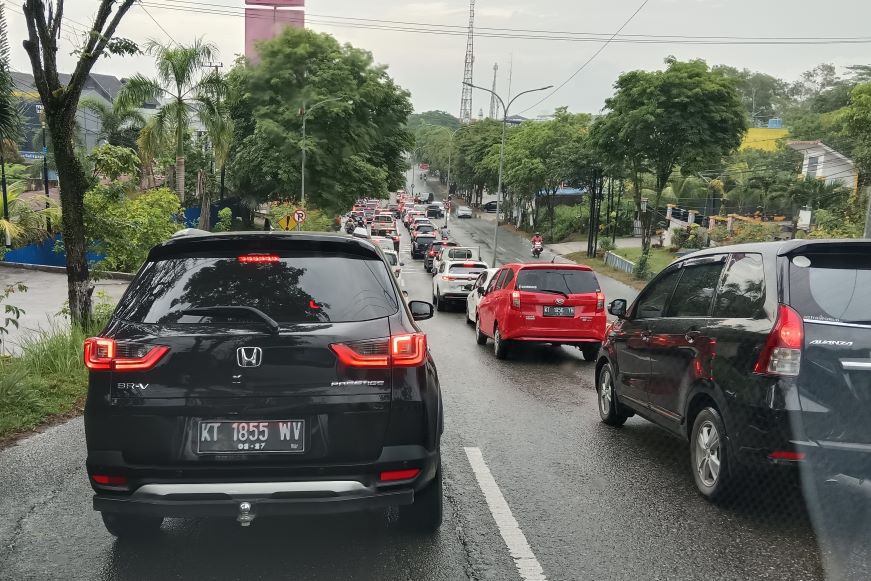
<box><xmin>493</xmin><ymin>325</ymin><xmax>511</xmax><ymax>360</ymax></box>
<box><xmin>690</xmin><ymin>406</ymin><xmax>733</xmax><ymax>502</ymax></box>
<box><xmin>465</xmin><ymin>303</ymin><xmax>474</xmax><ymax>325</ymax></box>
<box><xmin>475</xmin><ymin>315</ymin><xmax>487</xmax><ymax>345</ymax></box>
<box><xmin>581</xmin><ymin>343</ymin><xmax>601</xmax><ymax>362</ymax></box>
<box><xmin>596</xmin><ymin>363</ymin><xmax>628</xmax><ymax>427</ymax></box>
<box><xmin>400</xmin><ymin>462</ymin><xmax>443</xmax><ymax>533</ymax></box>
<box><xmin>435</xmin><ymin>290</ymin><xmax>445</xmax><ymax>312</ymax></box>
<box><xmin>101</xmin><ymin>512</ymin><xmax>163</xmax><ymax>538</ymax></box>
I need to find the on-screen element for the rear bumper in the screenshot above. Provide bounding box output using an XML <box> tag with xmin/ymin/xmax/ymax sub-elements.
<box><xmin>94</xmin><ymin>481</ymin><xmax>414</xmax><ymax>519</ymax></box>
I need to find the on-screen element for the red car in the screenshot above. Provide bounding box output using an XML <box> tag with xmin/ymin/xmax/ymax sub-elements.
<box><xmin>474</xmin><ymin>263</ymin><xmax>606</xmax><ymax>360</ymax></box>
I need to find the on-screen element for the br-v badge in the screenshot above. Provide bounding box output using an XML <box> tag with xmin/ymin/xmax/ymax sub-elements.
<box><xmin>237</xmin><ymin>347</ymin><xmax>263</xmax><ymax>368</ymax></box>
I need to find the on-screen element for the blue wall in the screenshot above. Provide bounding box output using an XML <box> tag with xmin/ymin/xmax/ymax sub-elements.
<box><xmin>3</xmin><ymin>234</ymin><xmax>103</xmax><ymax>267</ymax></box>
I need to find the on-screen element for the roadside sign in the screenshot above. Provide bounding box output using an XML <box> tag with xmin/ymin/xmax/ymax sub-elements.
<box><xmin>294</xmin><ymin>209</ymin><xmax>307</xmax><ymax>224</ymax></box>
<box><xmin>278</xmin><ymin>215</ymin><xmax>297</xmax><ymax>230</ymax></box>
<box><xmin>418</xmin><ymin>163</ymin><xmax>429</xmax><ymax>171</ymax></box>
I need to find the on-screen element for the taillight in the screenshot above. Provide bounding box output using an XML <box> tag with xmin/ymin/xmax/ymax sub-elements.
<box><xmin>596</xmin><ymin>293</ymin><xmax>605</xmax><ymax>312</ymax></box>
<box><xmin>428</xmin><ymin>250</ymin><xmax>436</xmax><ymax>256</ymax></box>
<box><xmin>92</xmin><ymin>474</ymin><xmax>129</xmax><ymax>486</ymax></box>
<box><xmin>330</xmin><ymin>333</ymin><xmax>427</xmax><ymax>368</ymax></box>
<box><xmin>768</xmin><ymin>450</ymin><xmax>806</xmax><ymax>461</ymax></box>
<box><xmin>511</xmin><ymin>291</ymin><xmax>521</xmax><ymax>309</ymax></box>
<box><xmin>379</xmin><ymin>468</ymin><xmax>420</xmax><ymax>482</ymax></box>
<box><xmin>442</xmin><ymin>275</ymin><xmax>457</xmax><ymax>281</ymax></box>
<box><xmin>753</xmin><ymin>304</ymin><xmax>803</xmax><ymax>376</ymax></box>
<box><xmin>84</xmin><ymin>338</ymin><xmax>169</xmax><ymax>371</ymax></box>
<box><xmin>238</xmin><ymin>254</ymin><xmax>281</xmax><ymax>263</ymax></box>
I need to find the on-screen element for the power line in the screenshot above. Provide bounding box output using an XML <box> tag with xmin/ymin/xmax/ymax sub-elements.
<box><xmin>518</xmin><ymin>0</ymin><xmax>650</xmax><ymax>114</ymax></box>
<box><xmin>137</xmin><ymin>1</ymin><xmax>179</xmax><ymax>47</ymax></box>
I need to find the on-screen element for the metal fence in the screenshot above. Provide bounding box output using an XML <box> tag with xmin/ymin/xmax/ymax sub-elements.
<box><xmin>603</xmin><ymin>251</ymin><xmax>635</xmax><ymax>274</ymax></box>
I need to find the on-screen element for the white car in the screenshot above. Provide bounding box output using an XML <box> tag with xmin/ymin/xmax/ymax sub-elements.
<box><xmin>465</xmin><ymin>268</ymin><xmax>499</xmax><ymax>324</ymax></box>
<box><xmin>456</xmin><ymin>206</ymin><xmax>473</xmax><ymax>219</ymax></box>
<box><xmin>383</xmin><ymin>249</ymin><xmax>403</xmax><ymax>279</ymax></box>
<box><xmin>432</xmin><ymin>260</ymin><xmax>489</xmax><ymax>312</ymax></box>
<box><xmin>371</xmin><ymin>236</ymin><xmax>395</xmax><ymax>254</ymax></box>
<box><xmin>432</xmin><ymin>246</ymin><xmax>481</xmax><ymax>275</ymax></box>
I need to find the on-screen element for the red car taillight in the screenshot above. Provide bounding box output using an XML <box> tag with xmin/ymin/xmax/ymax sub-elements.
<box><xmin>596</xmin><ymin>293</ymin><xmax>605</xmax><ymax>312</ymax></box>
<box><xmin>330</xmin><ymin>333</ymin><xmax>427</xmax><ymax>368</ymax></box>
<box><xmin>428</xmin><ymin>250</ymin><xmax>436</xmax><ymax>256</ymax></box>
<box><xmin>379</xmin><ymin>468</ymin><xmax>420</xmax><ymax>482</ymax></box>
<box><xmin>83</xmin><ymin>338</ymin><xmax>170</xmax><ymax>371</ymax></box>
<box><xmin>511</xmin><ymin>291</ymin><xmax>521</xmax><ymax>309</ymax></box>
<box><xmin>753</xmin><ymin>304</ymin><xmax>803</xmax><ymax>376</ymax></box>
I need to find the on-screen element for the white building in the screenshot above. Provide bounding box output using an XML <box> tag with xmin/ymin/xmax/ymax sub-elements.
<box><xmin>787</xmin><ymin>140</ymin><xmax>858</xmax><ymax>192</ymax></box>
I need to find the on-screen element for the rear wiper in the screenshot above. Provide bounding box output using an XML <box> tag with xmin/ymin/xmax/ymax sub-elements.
<box><xmin>535</xmin><ymin>289</ymin><xmax>570</xmax><ymax>299</ymax></box>
<box><xmin>181</xmin><ymin>306</ymin><xmax>280</xmax><ymax>334</ymax></box>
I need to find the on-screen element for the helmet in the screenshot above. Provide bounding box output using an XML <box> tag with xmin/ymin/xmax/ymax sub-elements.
<box><xmin>534</xmin><ymin>232</ymin><xmax>540</xmax><ymax>236</ymax></box>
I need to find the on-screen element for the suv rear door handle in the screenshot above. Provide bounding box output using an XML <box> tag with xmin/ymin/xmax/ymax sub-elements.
<box><xmin>685</xmin><ymin>329</ymin><xmax>701</xmax><ymax>343</ymax></box>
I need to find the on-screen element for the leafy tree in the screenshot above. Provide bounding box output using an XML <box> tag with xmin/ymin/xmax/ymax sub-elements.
<box><xmin>776</xmin><ymin>176</ymin><xmax>851</xmax><ymax>238</ymax></box>
<box><xmin>118</xmin><ymin>39</ymin><xmax>220</xmax><ymax>200</ymax></box>
<box><xmin>712</xmin><ymin>65</ymin><xmax>787</xmax><ymax>121</ymax></box>
<box><xmin>407</xmin><ymin>110</ymin><xmax>460</xmax><ymax>132</ymax></box>
<box><xmin>841</xmin><ymin>82</ymin><xmax>871</xmax><ymax>177</ymax></box>
<box><xmin>80</xmin><ymin>94</ymin><xmax>144</xmax><ymax>149</ymax></box>
<box><xmin>84</xmin><ymin>186</ymin><xmax>182</xmax><ymax>273</ymax></box>
<box><xmin>452</xmin><ymin>118</ymin><xmax>502</xmax><ymax>206</ymax></box>
<box><xmin>591</xmin><ymin>59</ymin><xmax>747</xmax><ymax>251</ymax></box>
<box><xmin>199</xmin><ymin>96</ymin><xmax>233</xmax><ymax>203</ymax></box>
<box><xmin>228</xmin><ymin>27</ymin><xmax>412</xmax><ymax>213</ymax></box>
<box><xmin>87</xmin><ymin>143</ymin><xmax>140</xmax><ymax>181</ymax></box>
<box><xmin>0</xmin><ymin>2</ymin><xmax>23</xmax><ymax>240</ymax></box>
<box><xmin>21</xmin><ymin>0</ymin><xmax>139</xmax><ymax>324</ymax></box>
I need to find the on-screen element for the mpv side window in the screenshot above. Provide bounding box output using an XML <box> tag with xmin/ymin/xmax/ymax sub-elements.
<box><xmin>713</xmin><ymin>253</ymin><xmax>766</xmax><ymax>319</ymax></box>
<box><xmin>487</xmin><ymin>270</ymin><xmax>504</xmax><ymax>293</ymax></box>
<box><xmin>634</xmin><ymin>268</ymin><xmax>682</xmax><ymax>319</ymax></box>
<box><xmin>665</xmin><ymin>260</ymin><xmax>725</xmax><ymax>318</ymax></box>
<box><xmin>501</xmin><ymin>269</ymin><xmax>515</xmax><ymax>290</ymax></box>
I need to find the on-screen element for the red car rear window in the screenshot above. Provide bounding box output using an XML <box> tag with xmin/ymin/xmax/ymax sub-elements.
<box><xmin>516</xmin><ymin>269</ymin><xmax>599</xmax><ymax>295</ymax></box>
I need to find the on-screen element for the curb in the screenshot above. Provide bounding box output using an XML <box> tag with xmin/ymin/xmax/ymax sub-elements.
<box><xmin>0</xmin><ymin>261</ymin><xmax>135</xmax><ymax>281</ymax></box>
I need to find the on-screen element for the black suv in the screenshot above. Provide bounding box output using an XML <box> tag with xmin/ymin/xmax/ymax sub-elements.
<box><xmin>597</xmin><ymin>240</ymin><xmax>870</xmax><ymax>500</ymax></box>
<box><xmin>411</xmin><ymin>233</ymin><xmax>437</xmax><ymax>259</ymax></box>
<box><xmin>84</xmin><ymin>232</ymin><xmax>443</xmax><ymax>536</ymax></box>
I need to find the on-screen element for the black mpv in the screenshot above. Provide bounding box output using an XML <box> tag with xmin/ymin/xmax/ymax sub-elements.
<box><xmin>84</xmin><ymin>231</ymin><xmax>443</xmax><ymax>536</ymax></box>
<box><xmin>597</xmin><ymin>240</ymin><xmax>871</xmax><ymax>501</ymax></box>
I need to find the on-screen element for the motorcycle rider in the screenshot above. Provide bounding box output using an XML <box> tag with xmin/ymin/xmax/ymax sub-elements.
<box><xmin>531</xmin><ymin>232</ymin><xmax>543</xmax><ymax>257</ymax></box>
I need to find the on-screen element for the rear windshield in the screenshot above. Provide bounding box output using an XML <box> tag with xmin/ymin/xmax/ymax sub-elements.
<box><xmin>374</xmin><ymin>215</ymin><xmax>392</xmax><ymax>221</ymax></box>
<box><xmin>116</xmin><ymin>254</ymin><xmax>399</xmax><ymax>324</ymax></box>
<box><xmin>516</xmin><ymin>268</ymin><xmax>600</xmax><ymax>295</ymax></box>
<box><xmin>416</xmin><ymin>236</ymin><xmax>436</xmax><ymax>246</ymax></box>
<box><xmin>384</xmin><ymin>253</ymin><xmax>398</xmax><ymax>266</ymax></box>
<box><xmin>449</xmin><ymin>264</ymin><xmax>488</xmax><ymax>275</ymax></box>
<box><xmin>789</xmin><ymin>252</ymin><xmax>871</xmax><ymax>324</ymax></box>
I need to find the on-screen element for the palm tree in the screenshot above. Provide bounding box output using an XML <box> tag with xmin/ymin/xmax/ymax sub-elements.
<box><xmin>118</xmin><ymin>38</ymin><xmax>219</xmax><ymax>200</ymax></box>
<box><xmin>0</xmin><ymin>182</ymin><xmax>59</xmax><ymax>245</ymax></box>
<box><xmin>776</xmin><ymin>176</ymin><xmax>851</xmax><ymax>238</ymax></box>
<box><xmin>136</xmin><ymin>118</ymin><xmax>165</xmax><ymax>190</ymax></box>
<box><xmin>80</xmin><ymin>95</ymin><xmax>145</xmax><ymax>149</ymax></box>
<box><xmin>0</xmin><ymin>2</ymin><xmax>23</xmax><ymax>241</ymax></box>
<box><xmin>196</xmin><ymin>96</ymin><xmax>233</xmax><ymax>229</ymax></box>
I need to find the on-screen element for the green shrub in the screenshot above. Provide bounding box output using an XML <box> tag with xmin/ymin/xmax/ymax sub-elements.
<box><xmin>670</xmin><ymin>223</ymin><xmax>704</xmax><ymax>250</ymax></box>
<box><xmin>633</xmin><ymin>250</ymin><xmax>652</xmax><ymax>280</ymax></box>
<box><xmin>598</xmin><ymin>238</ymin><xmax>616</xmax><ymax>253</ymax></box>
<box><xmin>731</xmin><ymin>222</ymin><xmax>781</xmax><ymax>244</ymax></box>
<box><xmin>85</xmin><ymin>186</ymin><xmax>184</xmax><ymax>273</ymax></box>
<box><xmin>538</xmin><ymin>205</ymin><xmax>588</xmax><ymax>243</ymax></box>
<box><xmin>213</xmin><ymin>207</ymin><xmax>233</xmax><ymax>232</ymax></box>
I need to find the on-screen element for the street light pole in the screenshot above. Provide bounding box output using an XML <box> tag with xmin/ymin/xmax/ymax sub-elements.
<box><xmin>463</xmin><ymin>82</ymin><xmax>552</xmax><ymax>267</ymax></box>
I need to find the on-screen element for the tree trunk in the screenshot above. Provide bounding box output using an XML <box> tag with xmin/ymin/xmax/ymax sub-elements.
<box><xmin>176</xmin><ymin>156</ymin><xmax>185</xmax><ymax>201</ymax></box>
<box><xmin>198</xmin><ymin>170</ymin><xmax>211</xmax><ymax>231</ymax></box>
<box><xmin>220</xmin><ymin>165</ymin><xmax>226</xmax><ymax>201</ymax></box>
<box><xmin>51</xmin><ymin>117</ymin><xmax>93</xmax><ymax>326</ymax></box>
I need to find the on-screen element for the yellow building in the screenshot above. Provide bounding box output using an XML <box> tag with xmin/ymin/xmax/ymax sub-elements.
<box><xmin>739</xmin><ymin>127</ymin><xmax>790</xmax><ymax>152</ymax></box>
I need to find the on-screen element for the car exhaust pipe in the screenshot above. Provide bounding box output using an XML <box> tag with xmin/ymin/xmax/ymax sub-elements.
<box><xmin>237</xmin><ymin>501</ymin><xmax>255</xmax><ymax>527</ymax></box>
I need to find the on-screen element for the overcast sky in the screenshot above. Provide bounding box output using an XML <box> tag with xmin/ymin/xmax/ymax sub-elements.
<box><xmin>8</xmin><ymin>0</ymin><xmax>871</xmax><ymax>117</ymax></box>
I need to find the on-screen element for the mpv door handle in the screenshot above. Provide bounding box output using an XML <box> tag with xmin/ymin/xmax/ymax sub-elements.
<box><xmin>685</xmin><ymin>330</ymin><xmax>701</xmax><ymax>343</ymax></box>
<box><xmin>641</xmin><ymin>330</ymin><xmax>652</xmax><ymax>342</ymax></box>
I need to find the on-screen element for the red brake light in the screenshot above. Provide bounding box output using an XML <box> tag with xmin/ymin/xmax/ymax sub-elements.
<box><xmin>511</xmin><ymin>291</ymin><xmax>521</xmax><ymax>309</ymax></box>
<box><xmin>596</xmin><ymin>293</ymin><xmax>605</xmax><ymax>312</ymax></box>
<box><xmin>442</xmin><ymin>275</ymin><xmax>457</xmax><ymax>281</ymax></box>
<box><xmin>428</xmin><ymin>250</ymin><xmax>436</xmax><ymax>256</ymax></box>
<box><xmin>92</xmin><ymin>474</ymin><xmax>129</xmax><ymax>486</ymax></box>
<box><xmin>753</xmin><ymin>304</ymin><xmax>804</xmax><ymax>376</ymax></box>
<box><xmin>379</xmin><ymin>468</ymin><xmax>420</xmax><ymax>482</ymax></box>
<box><xmin>330</xmin><ymin>333</ymin><xmax>426</xmax><ymax>369</ymax></box>
<box><xmin>84</xmin><ymin>338</ymin><xmax>169</xmax><ymax>371</ymax></box>
<box><xmin>238</xmin><ymin>254</ymin><xmax>281</xmax><ymax>263</ymax></box>
<box><xmin>768</xmin><ymin>450</ymin><xmax>806</xmax><ymax>461</ymax></box>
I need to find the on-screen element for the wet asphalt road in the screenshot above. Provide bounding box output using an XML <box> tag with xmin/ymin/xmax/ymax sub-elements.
<box><xmin>0</xmin><ymin>183</ymin><xmax>862</xmax><ymax>580</ymax></box>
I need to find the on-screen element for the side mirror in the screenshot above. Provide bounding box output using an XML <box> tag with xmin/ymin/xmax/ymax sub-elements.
<box><xmin>408</xmin><ymin>300</ymin><xmax>434</xmax><ymax>321</ymax></box>
<box><xmin>400</xmin><ymin>262</ymin><xmax>405</xmax><ymax>266</ymax></box>
<box><xmin>477</xmin><ymin>286</ymin><xmax>486</xmax><ymax>296</ymax></box>
<box><xmin>608</xmin><ymin>299</ymin><xmax>628</xmax><ymax>318</ymax></box>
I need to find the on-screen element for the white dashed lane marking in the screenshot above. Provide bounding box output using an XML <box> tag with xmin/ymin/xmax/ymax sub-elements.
<box><xmin>464</xmin><ymin>447</ymin><xmax>547</xmax><ymax>581</ymax></box>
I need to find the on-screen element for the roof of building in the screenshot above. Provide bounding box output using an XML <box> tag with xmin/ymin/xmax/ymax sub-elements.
<box><xmin>787</xmin><ymin>140</ymin><xmax>854</xmax><ymax>163</ymax></box>
<box><xmin>12</xmin><ymin>70</ymin><xmax>158</xmax><ymax>107</ymax></box>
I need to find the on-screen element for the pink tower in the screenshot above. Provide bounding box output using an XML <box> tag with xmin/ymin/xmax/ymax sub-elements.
<box><xmin>245</xmin><ymin>0</ymin><xmax>306</xmax><ymax>62</ymax></box>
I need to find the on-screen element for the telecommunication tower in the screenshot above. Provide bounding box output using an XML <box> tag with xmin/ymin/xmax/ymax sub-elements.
<box><xmin>459</xmin><ymin>0</ymin><xmax>475</xmax><ymax>124</ymax></box>
<box><xmin>488</xmin><ymin>63</ymin><xmax>499</xmax><ymax>118</ymax></box>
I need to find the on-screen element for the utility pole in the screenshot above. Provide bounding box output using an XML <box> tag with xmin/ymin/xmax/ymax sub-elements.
<box><xmin>1</xmin><ymin>147</ymin><xmax>9</xmax><ymax>248</ymax></box>
<box><xmin>488</xmin><ymin>63</ymin><xmax>498</xmax><ymax>118</ymax></box>
<box><xmin>459</xmin><ymin>0</ymin><xmax>475</xmax><ymax>124</ymax></box>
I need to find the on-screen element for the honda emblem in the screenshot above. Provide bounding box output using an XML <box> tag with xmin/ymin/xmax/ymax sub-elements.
<box><xmin>236</xmin><ymin>347</ymin><xmax>263</xmax><ymax>368</ymax></box>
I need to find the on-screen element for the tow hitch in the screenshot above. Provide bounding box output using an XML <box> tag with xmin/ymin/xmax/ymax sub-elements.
<box><xmin>237</xmin><ymin>501</ymin><xmax>255</xmax><ymax>526</ymax></box>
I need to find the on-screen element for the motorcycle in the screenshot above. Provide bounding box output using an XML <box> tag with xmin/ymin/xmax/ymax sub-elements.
<box><xmin>345</xmin><ymin>222</ymin><xmax>356</xmax><ymax>234</ymax></box>
<box><xmin>532</xmin><ymin>241</ymin><xmax>543</xmax><ymax>258</ymax></box>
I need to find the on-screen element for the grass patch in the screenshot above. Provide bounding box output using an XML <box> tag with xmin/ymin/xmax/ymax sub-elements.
<box><xmin>566</xmin><ymin>252</ymin><xmax>648</xmax><ymax>291</ymax></box>
<box><xmin>612</xmin><ymin>246</ymin><xmax>676</xmax><ymax>275</ymax></box>
<box><xmin>0</xmin><ymin>317</ymin><xmax>108</xmax><ymax>443</ymax></box>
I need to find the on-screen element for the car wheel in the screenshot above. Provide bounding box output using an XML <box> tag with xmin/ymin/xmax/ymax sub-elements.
<box><xmin>475</xmin><ymin>315</ymin><xmax>487</xmax><ymax>345</ymax></box>
<box><xmin>690</xmin><ymin>407</ymin><xmax>733</xmax><ymax>501</ymax></box>
<box><xmin>493</xmin><ymin>325</ymin><xmax>510</xmax><ymax>360</ymax></box>
<box><xmin>581</xmin><ymin>343</ymin><xmax>601</xmax><ymax>362</ymax></box>
<box><xmin>596</xmin><ymin>363</ymin><xmax>628</xmax><ymax>427</ymax></box>
<box><xmin>101</xmin><ymin>512</ymin><xmax>163</xmax><ymax>538</ymax></box>
<box><xmin>399</xmin><ymin>461</ymin><xmax>443</xmax><ymax>533</ymax></box>
<box><xmin>465</xmin><ymin>303</ymin><xmax>474</xmax><ymax>325</ymax></box>
<box><xmin>435</xmin><ymin>290</ymin><xmax>445</xmax><ymax>312</ymax></box>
